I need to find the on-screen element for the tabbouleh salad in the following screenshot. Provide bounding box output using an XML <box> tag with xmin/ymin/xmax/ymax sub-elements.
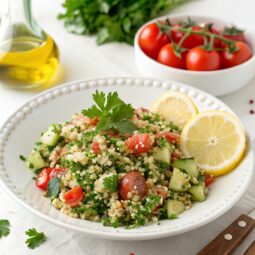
<box><xmin>23</xmin><ymin>91</ymin><xmax>209</xmax><ymax>228</ymax></box>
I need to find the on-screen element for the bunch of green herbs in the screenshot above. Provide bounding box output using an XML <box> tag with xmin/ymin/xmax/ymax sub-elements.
<box><xmin>58</xmin><ymin>0</ymin><xmax>191</xmax><ymax>45</ymax></box>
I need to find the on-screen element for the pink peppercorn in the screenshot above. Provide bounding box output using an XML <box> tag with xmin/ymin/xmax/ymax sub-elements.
<box><xmin>249</xmin><ymin>99</ymin><xmax>254</xmax><ymax>104</ymax></box>
<box><xmin>249</xmin><ymin>110</ymin><xmax>254</xmax><ymax>114</ymax></box>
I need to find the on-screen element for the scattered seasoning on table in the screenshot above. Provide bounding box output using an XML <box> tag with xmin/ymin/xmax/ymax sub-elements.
<box><xmin>249</xmin><ymin>99</ymin><xmax>254</xmax><ymax>104</ymax></box>
<box><xmin>130</xmin><ymin>253</ymin><xmax>135</xmax><ymax>255</ymax></box>
<box><xmin>249</xmin><ymin>110</ymin><xmax>254</xmax><ymax>115</ymax></box>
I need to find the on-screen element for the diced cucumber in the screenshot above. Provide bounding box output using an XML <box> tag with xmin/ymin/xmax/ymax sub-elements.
<box><xmin>167</xmin><ymin>199</ymin><xmax>185</xmax><ymax>219</ymax></box>
<box><xmin>189</xmin><ymin>185</ymin><xmax>206</xmax><ymax>202</ymax></box>
<box><xmin>169</xmin><ymin>168</ymin><xmax>189</xmax><ymax>192</ymax></box>
<box><xmin>37</xmin><ymin>143</ymin><xmax>51</xmax><ymax>158</ymax></box>
<box><xmin>27</xmin><ymin>150</ymin><xmax>46</xmax><ymax>170</ymax></box>
<box><xmin>41</xmin><ymin>126</ymin><xmax>60</xmax><ymax>146</ymax></box>
<box><xmin>172</xmin><ymin>158</ymin><xmax>198</xmax><ymax>178</ymax></box>
<box><xmin>153</xmin><ymin>146</ymin><xmax>171</xmax><ymax>164</ymax></box>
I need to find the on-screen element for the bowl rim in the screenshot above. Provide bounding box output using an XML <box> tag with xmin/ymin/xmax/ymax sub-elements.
<box><xmin>0</xmin><ymin>77</ymin><xmax>254</xmax><ymax>240</ymax></box>
<box><xmin>134</xmin><ymin>14</ymin><xmax>255</xmax><ymax>75</ymax></box>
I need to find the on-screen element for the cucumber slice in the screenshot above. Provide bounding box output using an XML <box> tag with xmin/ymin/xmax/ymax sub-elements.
<box><xmin>153</xmin><ymin>146</ymin><xmax>171</xmax><ymax>164</ymax></box>
<box><xmin>172</xmin><ymin>158</ymin><xmax>198</xmax><ymax>178</ymax></box>
<box><xmin>189</xmin><ymin>185</ymin><xmax>206</xmax><ymax>202</ymax></box>
<box><xmin>27</xmin><ymin>150</ymin><xmax>46</xmax><ymax>170</ymax></box>
<box><xmin>41</xmin><ymin>126</ymin><xmax>60</xmax><ymax>146</ymax></box>
<box><xmin>167</xmin><ymin>199</ymin><xmax>185</xmax><ymax>219</ymax></box>
<box><xmin>169</xmin><ymin>168</ymin><xmax>189</xmax><ymax>192</ymax></box>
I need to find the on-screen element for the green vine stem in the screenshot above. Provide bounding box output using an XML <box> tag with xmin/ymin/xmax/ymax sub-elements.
<box><xmin>156</xmin><ymin>22</ymin><xmax>238</xmax><ymax>53</ymax></box>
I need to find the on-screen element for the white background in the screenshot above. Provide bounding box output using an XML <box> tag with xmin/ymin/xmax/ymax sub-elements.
<box><xmin>0</xmin><ymin>0</ymin><xmax>255</xmax><ymax>254</ymax></box>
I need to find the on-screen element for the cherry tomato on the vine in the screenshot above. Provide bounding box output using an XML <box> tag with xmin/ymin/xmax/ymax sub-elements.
<box><xmin>138</xmin><ymin>23</ymin><xmax>171</xmax><ymax>59</ymax></box>
<box><xmin>157</xmin><ymin>44</ymin><xmax>187</xmax><ymax>69</ymax></box>
<box><xmin>221</xmin><ymin>41</ymin><xmax>252</xmax><ymax>68</ymax></box>
<box><xmin>186</xmin><ymin>47</ymin><xmax>221</xmax><ymax>71</ymax></box>
<box><xmin>172</xmin><ymin>25</ymin><xmax>204</xmax><ymax>49</ymax></box>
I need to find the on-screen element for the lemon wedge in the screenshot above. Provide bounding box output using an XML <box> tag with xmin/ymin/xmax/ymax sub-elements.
<box><xmin>180</xmin><ymin>111</ymin><xmax>246</xmax><ymax>176</ymax></box>
<box><xmin>151</xmin><ymin>91</ymin><xmax>198</xmax><ymax>129</ymax></box>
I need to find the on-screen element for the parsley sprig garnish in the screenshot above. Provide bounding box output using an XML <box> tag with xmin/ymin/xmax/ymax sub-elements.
<box><xmin>82</xmin><ymin>91</ymin><xmax>136</xmax><ymax>134</ymax></box>
<box><xmin>25</xmin><ymin>228</ymin><xmax>46</xmax><ymax>249</ymax></box>
<box><xmin>0</xmin><ymin>219</ymin><xmax>10</xmax><ymax>238</ymax></box>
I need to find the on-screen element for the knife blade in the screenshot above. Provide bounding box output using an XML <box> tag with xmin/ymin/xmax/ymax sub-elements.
<box><xmin>197</xmin><ymin>209</ymin><xmax>255</xmax><ymax>255</ymax></box>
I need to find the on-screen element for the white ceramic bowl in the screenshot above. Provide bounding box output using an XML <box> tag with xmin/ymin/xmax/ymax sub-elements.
<box><xmin>0</xmin><ymin>78</ymin><xmax>254</xmax><ymax>240</ymax></box>
<box><xmin>135</xmin><ymin>15</ymin><xmax>255</xmax><ymax>96</ymax></box>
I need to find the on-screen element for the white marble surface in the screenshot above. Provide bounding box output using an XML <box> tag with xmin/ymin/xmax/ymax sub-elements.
<box><xmin>0</xmin><ymin>0</ymin><xmax>255</xmax><ymax>254</ymax></box>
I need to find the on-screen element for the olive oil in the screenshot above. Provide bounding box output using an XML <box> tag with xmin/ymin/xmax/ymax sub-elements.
<box><xmin>0</xmin><ymin>35</ymin><xmax>59</xmax><ymax>88</ymax></box>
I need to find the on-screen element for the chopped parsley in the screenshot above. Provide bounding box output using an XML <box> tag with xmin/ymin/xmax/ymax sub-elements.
<box><xmin>103</xmin><ymin>174</ymin><xmax>118</xmax><ymax>192</ymax></box>
<box><xmin>19</xmin><ymin>155</ymin><xmax>26</xmax><ymax>161</ymax></box>
<box><xmin>0</xmin><ymin>219</ymin><xmax>10</xmax><ymax>238</ymax></box>
<box><xmin>144</xmin><ymin>195</ymin><xmax>160</xmax><ymax>214</ymax></box>
<box><xmin>25</xmin><ymin>228</ymin><xmax>46</xmax><ymax>249</ymax></box>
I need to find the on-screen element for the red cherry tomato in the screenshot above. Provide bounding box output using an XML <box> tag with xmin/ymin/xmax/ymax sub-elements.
<box><xmin>156</xmin><ymin>132</ymin><xmax>180</xmax><ymax>143</ymax></box>
<box><xmin>36</xmin><ymin>168</ymin><xmax>52</xmax><ymax>190</ymax></box>
<box><xmin>204</xmin><ymin>175</ymin><xmax>214</xmax><ymax>186</ymax></box>
<box><xmin>172</xmin><ymin>25</ymin><xmax>204</xmax><ymax>49</ymax></box>
<box><xmin>119</xmin><ymin>171</ymin><xmax>148</xmax><ymax>200</ymax></box>
<box><xmin>224</xmin><ymin>33</ymin><xmax>246</xmax><ymax>43</ymax></box>
<box><xmin>63</xmin><ymin>186</ymin><xmax>84</xmax><ymax>207</ymax></box>
<box><xmin>49</xmin><ymin>168</ymin><xmax>67</xmax><ymax>179</ymax></box>
<box><xmin>186</xmin><ymin>47</ymin><xmax>221</xmax><ymax>71</ymax></box>
<box><xmin>221</xmin><ymin>42</ymin><xmax>252</xmax><ymax>68</ymax></box>
<box><xmin>126</xmin><ymin>134</ymin><xmax>151</xmax><ymax>154</ymax></box>
<box><xmin>157</xmin><ymin>44</ymin><xmax>187</xmax><ymax>69</ymax></box>
<box><xmin>138</xmin><ymin>23</ymin><xmax>171</xmax><ymax>59</ymax></box>
<box><xmin>92</xmin><ymin>141</ymin><xmax>101</xmax><ymax>154</ymax></box>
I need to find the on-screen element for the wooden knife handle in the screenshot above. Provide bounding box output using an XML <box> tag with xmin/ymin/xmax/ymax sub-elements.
<box><xmin>197</xmin><ymin>214</ymin><xmax>255</xmax><ymax>255</ymax></box>
<box><xmin>244</xmin><ymin>240</ymin><xmax>255</xmax><ymax>255</ymax></box>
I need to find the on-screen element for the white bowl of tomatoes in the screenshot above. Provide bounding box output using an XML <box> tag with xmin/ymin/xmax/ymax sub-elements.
<box><xmin>134</xmin><ymin>15</ymin><xmax>255</xmax><ymax>96</ymax></box>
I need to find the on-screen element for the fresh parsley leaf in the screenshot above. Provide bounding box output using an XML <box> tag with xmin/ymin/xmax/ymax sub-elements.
<box><xmin>82</xmin><ymin>90</ymin><xmax>136</xmax><ymax>134</ymax></box>
<box><xmin>112</xmin><ymin>120</ymin><xmax>136</xmax><ymax>134</ymax></box>
<box><xmin>25</xmin><ymin>228</ymin><xmax>46</xmax><ymax>249</ymax></box>
<box><xmin>111</xmin><ymin>104</ymin><xmax>134</xmax><ymax>122</ymax></box>
<box><xmin>103</xmin><ymin>174</ymin><xmax>118</xmax><ymax>192</ymax></box>
<box><xmin>47</xmin><ymin>177</ymin><xmax>60</xmax><ymax>198</ymax></box>
<box><xmin>0</xmin><ymin>219</ymin><xmax>10</xmax><ymax>238</ymax></box>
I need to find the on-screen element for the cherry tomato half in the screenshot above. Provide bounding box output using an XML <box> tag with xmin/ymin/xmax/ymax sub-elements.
<box><xmin>221</xmin><ymin>42</ymin><xmax>252</xmax><ymax>68</ymax></box>
<box><xmin>36</xmin><ymin>168</ymin><xmax>52</xmax><ymax>190</ymax></box>
<box><xmin>186</xmin><ymin>47</ymin><xmax>221</xmax><ymax>71</ymax></box>
<box><xmin>119</xmin><ymin>171</ymin><xmax>148</xmax><ymax>200</ymax></box>
<box><xmin>172</xmin><ymin>25</ymin><xmax>204</xmax><ymax>49</ymax></box>
<box><xmin>63</xmin><ymin>186</ymin><xmax>84</xmax><ymax>207</ymax></box>
<box><xmin>204</xmin><ymin>175</ymin><xmax>214</xmax><ymax>187</ymax></box>
<box><xmin>138</xmin><ymin>23</ymin><xmax>171</xmax><ymax>59</ymax></box>
<box><xmin>157</xmin><ymin>44</ymin><xmax>187</xmax><ymax>69</ymax></box>
<box><xmin>126</xmin><ymin>134</ymin><xmax>151</xmax><ymax>154</ymax></box>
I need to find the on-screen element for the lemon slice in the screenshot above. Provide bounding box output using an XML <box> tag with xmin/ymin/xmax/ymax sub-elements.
<box><xmin>180</xmin><ymin>111</ymin><xmax>246</xmax><ymax>176</ymax></box>
<box><xmin>151</xmin><ymin>91</ymin><xmax>198</xmax><ymax>129</ymax></box>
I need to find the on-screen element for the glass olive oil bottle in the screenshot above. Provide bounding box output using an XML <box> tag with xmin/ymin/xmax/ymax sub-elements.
<box><xmin>0</xmin><ymin>0</ymin><xmax>59</xmax><ymax>89</ymax></box>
